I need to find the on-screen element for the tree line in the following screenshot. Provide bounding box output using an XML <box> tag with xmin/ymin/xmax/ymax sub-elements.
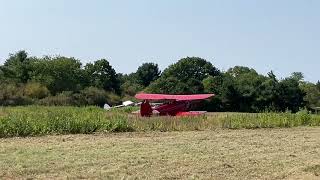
<box><xmin>0</xmin><ymin>50</ymin><xmax>319</xmax><ymax>112</ymax></box>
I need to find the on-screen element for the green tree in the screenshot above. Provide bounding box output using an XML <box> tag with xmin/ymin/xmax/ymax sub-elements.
<box><xmin>202</xmin><ymin>75</ymin><xmax>228</xmax><ymax>111</ymax></box>
<box><xmin>147</xmin><ymin>57</ymin><xmax>219</xmax><ymax>94</ymax></box>
<box><xmin>162</xmin><ymin>57</ymin><xmax>220</xmax><ymax>82</ymax></box>
<box><xmin>227</xmin><ymin>66</ymin><xmax>257</xmax><ymax>77</ymax></box>
<box><xmin>277</xmin><ymin>77</ymin><xmax>305</xmax><ymax>112</ymax></box>
<box><xmin>146</xmin><ymin>77</ymin><xmax>190</xmax><ymax>94</ymax></box>
<box><xmin>136</xmin><ymin>63</ymin><xmax>160</xmax><ymax>87</ymax></box>
<box><xmin>29</xmin><ymin>56</ymin><xmax>83</xmax><ymax>94</ymax></box>
<box><xmin>117</xmin><ymin>73</ymin><xmax>142</xmax><ymax>96</ymax></box>
<box><xmin>226</xmin><ymin>66</ymin><xmax>266</xmax><ymax>112</ymax></box>
<box><xmin>0</xmin><ymin>67</ymin><xmax>5</xmax><ymax>82</ymax></box>
<box><xmin>316</xmin><ymin>81</ymin><xmax>320</xmax><ymax>91</ymax></box>
<box><xmin>118</xmin><ymin>72</ymin><xmax>141</xmax><ymax>87</ymax></box>
<box><xmin>290</xmin><ymin>72</ymin><xmax>304</xmax><ymax>82</ymax></box>
<box><xmin>120</xmin><ymin>81</ymin><xmax>144</xmax><ymax>96</ymax></box>
<box><xmin>300</xmin><ymin>82</ymin><xmax>320</xmax><ymax>109</ymax></box>
<box><xmin>1</xmin><ymin>50</ymin><xmax>31</xmax><ymax>83</ymax></box>
<box><xmin>187</xmin><ymin>78</ymin><xmax>204</xmax><ymax>94</ymax></box>
<box><xmin>84</xmin><ymin>59</ymin><xmax>120</xmax><ymax>94</ymax></box>
<box><xmin>253</xmin><ymin>71</ymin><xmax>280</xmax><ymax>111</ymax></box>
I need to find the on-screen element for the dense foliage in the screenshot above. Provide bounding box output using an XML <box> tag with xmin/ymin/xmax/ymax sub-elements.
<box><xmin>0</xmin><ymin>50</ymin><xmax>319</xmax><ymax>112</ymax></box>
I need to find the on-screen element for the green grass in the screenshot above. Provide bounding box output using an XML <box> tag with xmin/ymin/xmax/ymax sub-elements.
<box><xmin>0</xmin><ymin>106</ymin><xmax>320</xmax><ymax>137</ymax></box>
<box><xmin>0</xmin><ymin>106</ymin><xmax>133</xmax><ymax>138</ymax></box>
<box><xmin>129</xmin><ymin>110</ymin><xmax>320</xmax><ymax>131</ymax></box>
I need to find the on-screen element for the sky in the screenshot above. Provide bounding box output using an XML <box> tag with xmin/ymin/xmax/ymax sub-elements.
<box><xmin>0</xmin><ymin>0</ymin><xmax>319</xmax><ymax>82</ymax></box>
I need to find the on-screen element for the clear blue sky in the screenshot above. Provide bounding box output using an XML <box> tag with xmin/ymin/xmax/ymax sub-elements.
<box><xmin>0</xmin><ymin>0</ymin><xmax>319</xmax><ymax>82</ymax></box>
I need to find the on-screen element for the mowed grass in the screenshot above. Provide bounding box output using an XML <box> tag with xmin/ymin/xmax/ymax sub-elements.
<box><xmin>1</xmin><ymin>128</ymin><xmax>320</xmax><ymax>179</ymax></box>
<box><xmin>0</xmin><ymin>106</ymin><xmax>320</xmax><ymax>137</ymax></box>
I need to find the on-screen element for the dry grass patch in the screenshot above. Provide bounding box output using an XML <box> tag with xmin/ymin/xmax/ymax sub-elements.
<box><xmin>304</xmin><ymin>165</ymin><xmax>320</xmax><ymax>176</ymax></box>
<box><xmin>1</xmin><ymin>127</ymin><xmax>320</xmax><ymax>179</ymax></box>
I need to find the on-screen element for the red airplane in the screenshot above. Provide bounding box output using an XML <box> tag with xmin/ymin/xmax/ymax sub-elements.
<box><xmin>134</xmin><ymin>93</ymin><xmax>214</xmax><ymax>117</ymax></box>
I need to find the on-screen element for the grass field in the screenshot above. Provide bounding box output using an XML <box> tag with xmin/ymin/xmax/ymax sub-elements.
<box><xmin>1</xmin><ymin>106</ymin><xmax>320</xmax><ymax>179</ymax></box>
<box><xmin>1</xmin><ymin>106</ymin><xmax>320</xmax><ymax>137</ymax></box>
<box><xmin>1</xmin><ymin>128</ymin><xmax>320</xmax><ymax>179</ymax></box>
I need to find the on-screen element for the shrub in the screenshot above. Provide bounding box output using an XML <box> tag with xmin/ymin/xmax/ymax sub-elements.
<box><xmin>24</xmin><ymin>82</ymin><xmax>50</xmax><ymax>99</ymax></box>
<box><xmin>106</xmin><ymin>92</ymin><xmax>121</xmax><ymax>106</ymax></box>
<box><xmin>80</xmin><ymin>87</ymin><xmax>108</xmax><ymax>107</ymax></box>
<box><xmin>0</xmin><ymin>83</ymin><xmax>32</xmax><ymax>106</ymax></box>
<box><xmin>37</xmin><ymin>92</ymin><xmax>73</xmax><ymax>106</ymax></box>
<box><xmin>120</xmin><ymin>81</ymin><xmax>144</xmax><ymax>96</ymax></box>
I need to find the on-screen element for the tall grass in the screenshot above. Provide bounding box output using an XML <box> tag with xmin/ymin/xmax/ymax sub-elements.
<box><xmin>129</xmin><ymin>112</ymin><xmax>320</xmax><ymax>131</ymax></box>
<box><xmin>0</xmin><ymin>106</ymin><xmax>320</xmax><ymax>137</ymax></box>
<box><xmin>219</xmin><ymin>111</ymin><xmax>320</xmax><ymax>129</ymax></box>
<box><xmin>0</xmin><ymin>106</ymin><xmax>133</xmax><ymax>137</ymax></box>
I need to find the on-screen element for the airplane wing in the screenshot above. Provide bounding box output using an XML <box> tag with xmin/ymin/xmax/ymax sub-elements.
<box><xmin>135</xmin><ymin>93</ymin><xmax>214</xmax><ymax>101</ymax></box>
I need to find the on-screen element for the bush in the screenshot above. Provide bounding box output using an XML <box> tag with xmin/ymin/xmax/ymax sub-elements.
<box><xmin>0</xmin><ymin>83</ymin><xmax>32</xmax><ymax>106</ymax></box>
<box><xmin>106</xmin><ymin>92</ymin><xmax>121</xmax><ymax>106</ymax></box>
<box><xmin>36</xmin><ymin>88</ymin><xmax>122</xmax><ymax>107</ymax></box>
<box><xmin>24</xmin><ymin>82</ymin><xmax>50</xmax><ymax>99</ymax></box>
<box><xmin>120</xmin><ymin>81</ymin><xmax>144</xmax><ymax>96</ymax></box>
<box><xmin>37</xmin><ymin>92</ymin><xmax>73</xmax><ymax>106</ymax></box>
<box><xmin>80</xmin><ymin>87</ymin><xmax>109</xmax><ymax>107</ymax></box>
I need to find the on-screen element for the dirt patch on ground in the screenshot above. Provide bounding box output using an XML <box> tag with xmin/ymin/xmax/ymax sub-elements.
<box><xmin>1</xmin><ymin>128</ymin><xmax>320</xmax><ymax>179</ymax></box>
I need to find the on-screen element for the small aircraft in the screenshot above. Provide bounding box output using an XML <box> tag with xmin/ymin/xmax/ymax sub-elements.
<box><xmin>104</xmin><ymin>100</ymin><xmax>135</xmax><ymax>110</ymax></box>
<box><xmin>134</xmin><ymin>93</ymin><xmax>214</xmax><ymax>117</ymax></box>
